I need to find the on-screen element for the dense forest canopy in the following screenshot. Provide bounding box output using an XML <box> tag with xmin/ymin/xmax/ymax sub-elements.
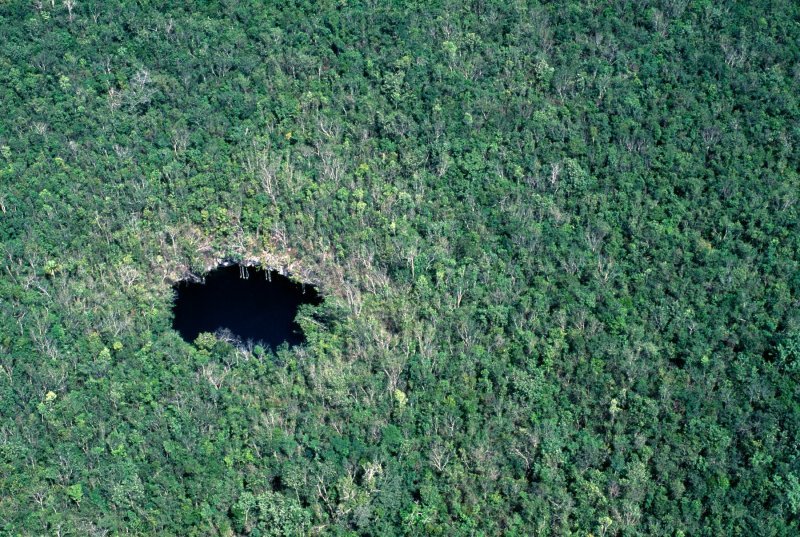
<box><xmin>1</xmin><ymin>0</ymin><xmax>799</xmax><ymax>535</ymax></box>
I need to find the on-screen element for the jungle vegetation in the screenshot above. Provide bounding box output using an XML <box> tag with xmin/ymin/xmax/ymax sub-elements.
<box><xmin>1</xmin><ymin>0</ymin><xmax>799</xmax><ymax>535</ymax></box>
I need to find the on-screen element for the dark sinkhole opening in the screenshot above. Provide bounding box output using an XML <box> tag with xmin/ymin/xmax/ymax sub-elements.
<box><xmin>172</xmin><ymin>264</ymin><xmax>322</xmax><ymax>349</ymax></box>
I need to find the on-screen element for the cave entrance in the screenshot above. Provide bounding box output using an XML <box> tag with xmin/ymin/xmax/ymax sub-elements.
<box><xmin>172</xmin><ymin>264</ymin><xmax>321</xmax><ymax>349</ymax></box>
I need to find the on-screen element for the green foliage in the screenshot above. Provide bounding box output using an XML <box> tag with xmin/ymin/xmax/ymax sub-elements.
<box><xmin>232</xmin><ymin>491</ymin><xmax>310</xmax><ymax>536</ymax></box>
<box><xmin>1</xmin><ymin>0</ymin><xmax>799</xmax><ymax>535</ymax></box>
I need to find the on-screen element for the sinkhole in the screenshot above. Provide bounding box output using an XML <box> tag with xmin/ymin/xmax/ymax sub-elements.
<box><xmin>172</xmin><ymin>264</ymin><xmax>322</xmax><ymax>349</ymax></box>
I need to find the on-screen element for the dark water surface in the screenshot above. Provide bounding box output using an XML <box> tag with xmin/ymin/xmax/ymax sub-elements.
<box><xmin>172</xmin><ymin>264</ymin><xmax>321</xmax><ymax>348</ymax></box>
